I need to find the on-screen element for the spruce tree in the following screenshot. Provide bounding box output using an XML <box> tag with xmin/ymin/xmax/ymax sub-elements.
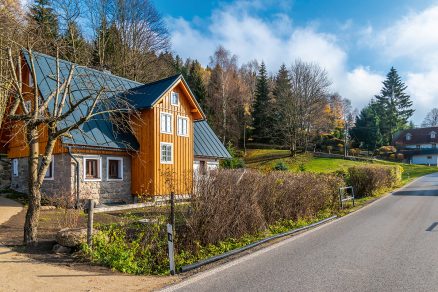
<box><xmin>375</xmin><ymin>67</ymin><xmax>414</xmax><ymax>144</ymax></box>
<box><xmin>273</xmin><ymin>64</ymin><xmax>291</xmax><ymax>143</ymax></box>
<box><xmin>187</xmin><ymin>60</ymin><xmax>207</xmax><ymax>106</ymax></box>
<box><xmin>28</xmin><ymin>0</ymin><xmax>59</xmax><ymax>47</ymax></box>
<box><xmin>350</xmin><ymin>101</ymin><xmax>382</xmax><ymax>152</ymax></box>
<box><xmin>252</xmin><ymin>62</ymin><xmax>271</xmax><ymax>143</ymax></box>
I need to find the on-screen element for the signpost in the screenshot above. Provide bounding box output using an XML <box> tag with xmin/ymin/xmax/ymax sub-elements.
<box><xmin>339</xmin><ymin>186</ymin><xmax>355</xmax><ymax>209</ymax></box>
<box><xmin>167</xmin><ymin>223</ymin><xmax>175</xmax><ymax>275</ymax></box>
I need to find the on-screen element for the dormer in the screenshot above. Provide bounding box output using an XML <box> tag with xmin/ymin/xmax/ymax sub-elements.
<box><xmin>406</xmin><ymin>133</ymin><xmax>412</xmax><ymax>141</ymax></box>
<box><xmin>430</xmin><ymin>131</ymin><xmax>436</xmax><ymax>139</ymax></box>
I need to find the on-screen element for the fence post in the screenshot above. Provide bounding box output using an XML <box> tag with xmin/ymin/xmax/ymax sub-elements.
<box><xmin>87</xmin><ymin>199</ymin><xmax>94</xmax><ymax>248</ymax></box>
<box><xmin>167</xmin><ymin>223</ymin><xmax>175</xmax><ymax>275</ymax></box>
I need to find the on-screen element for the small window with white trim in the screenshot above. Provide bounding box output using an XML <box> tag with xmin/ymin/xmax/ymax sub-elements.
<box><xmin>177</xmin><ymin>116</ymin><xmax>189</xmax><ymax>136</ymax></box>
<box><xmin>160</xmin><ymin>142</ymin><xmax>173</xmax><ymax>164</ymax></box>
<box><xmin>44</xmin><ymin>157</ymin><xmax>54</xmax><ymax>180</ymax></box>
<box><xmin>406</xmin><ymin>133</ymin><xmax>412</xmax><ymax>141</ymax></box>
<box><xmin>160</xmin><ymin>112</ymin><xmax>172</xmax><ymax>134</ymax></box>
<box><xmin>431</xmin><ymin>131</ymin><xmax>436</xmax><ymax>139</ymax></box>
<box><xmin>12</xmin><ymin>159</ymin><xmax>18</xmax><ymax>176</ymax></box>
<box><xmin>107</xmin><ymin>157</ymin><xmax>123</xmax><ymax>180</ymax></box>
<box><xmin>171</xmin><ymin>91</ymin><xmax>179</xmax><ymax>106</ymax></box>
<box><xmin>84</xmin><ymin>157</ymin><xmax>102</xmax><ymax>181</ymax></box>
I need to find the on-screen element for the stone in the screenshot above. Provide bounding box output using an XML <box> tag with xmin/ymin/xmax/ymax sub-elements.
<box><xmin>56</xmin><ymin>228</ymin><xmax>88</xmax><ymax>247</ymax></box>
<box><xmin>52</xmin><ymin>244</ymin><xmax>72</xmax><ymax>254</ymax></box>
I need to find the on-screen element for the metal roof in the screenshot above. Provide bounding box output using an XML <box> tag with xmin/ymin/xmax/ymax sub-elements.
<box><xmin>23</xmin><ymin>50</ymin><xmax>141</xmax><ymax>150</ymax></box>
<box><xmin>23</xmin><ymin>50</ymin><xmax>229</xmax><ymax>159</ymax></box>
<box><xmin>194</xmin><ymin>121</ymin><xmax>231</xmax><ymax>159</ymax></box>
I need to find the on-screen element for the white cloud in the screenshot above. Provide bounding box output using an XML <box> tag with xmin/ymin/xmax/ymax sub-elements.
<box><xmin>167</xmin><ymin>1</ymin><xmax>383</xmax><ymax>112</ymax></box>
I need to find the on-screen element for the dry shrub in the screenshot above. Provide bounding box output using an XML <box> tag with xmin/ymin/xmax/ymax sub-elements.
<box><xmin>348</xmin><ymin>165</ymin><xmax>403</xmax><ymax>197</ymax></box>
<box><xmin>183</xmin><ymin>169</ymin><xmax>344</xmax><ymax>247</ymax></box>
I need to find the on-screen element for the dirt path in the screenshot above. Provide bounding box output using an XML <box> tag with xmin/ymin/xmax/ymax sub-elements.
<box><xmin>0</xmin><ymin>196</ymin><xmax>177</xmax><ymax>292</ymax></box>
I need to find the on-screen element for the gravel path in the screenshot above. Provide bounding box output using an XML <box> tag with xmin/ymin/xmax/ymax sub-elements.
<box><xmin>0</xmin><ymin>196</ymin><xmax>175</xmax><ymax>292</ymax></box>
<box><xmin>166</xmin><ymin>173</ymin><xmax>438</xmax><ymax>292</ymax></box>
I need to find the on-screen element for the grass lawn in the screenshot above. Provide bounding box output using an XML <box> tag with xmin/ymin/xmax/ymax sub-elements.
<box><xmin>245</xmin><ymin>149</ymin><xmax>438</xmax><ymax>183</ymax></box>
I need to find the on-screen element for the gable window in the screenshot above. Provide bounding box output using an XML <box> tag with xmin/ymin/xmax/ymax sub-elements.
<box><xmin>177</xmin><ymin>116</ymin><xmax>189</xmax><ymax>136</ymax></box>
<box><xmin>12</xmin><ymin>159</ymin><xmax>18</xmax><ymax>176</ymax></box>
<box><xmin>406</xmin><ymin>133</ymin><xmax>412</xmax><ymax>141</ymax></box>
<box><xmin>431</xmin><ymin>132</ymin><xmax>436</xmax><ymax>139</ymax></box>
<box><xmin>44</xmin><ymin>158</ymin><xmax>55</xmax><ymax>180</ymax></box>
<box><xmin>160</xmin><ymin>142</ymin><xmax>173</xmax><ymax>164</ymax></box>
<box><xmin>171</xmin><ymin>91</ymin><xmax>179</xmax><ymax>106</ymax></box>
<box><xmin>107</xmin><ymin>157</ymin><xmax>123</xmax><ymax>180</ymax></box>
<box><xmin>84</xmin><ymin>157</ymin><xmax>102</xmax><ymax>181</ymax></box>
<box><xmin>160</xmin><ymin>112</ymin><xmax>172</xmax><ymax>134</ymax></box>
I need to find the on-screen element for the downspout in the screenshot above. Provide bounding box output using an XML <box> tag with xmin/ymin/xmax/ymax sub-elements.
<box><xmin>67</xmin><ymin>146</ymin><xmax>80</xmax><ymax>208</ymax></box>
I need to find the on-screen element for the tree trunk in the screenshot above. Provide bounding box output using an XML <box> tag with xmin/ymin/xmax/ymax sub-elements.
<box><xmin>24</xmin><ymin>127</ymin><xmax>40</xmax><ymax>245</ymax></box>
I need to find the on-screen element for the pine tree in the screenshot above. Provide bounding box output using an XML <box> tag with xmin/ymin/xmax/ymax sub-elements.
<box><xmin>61</xmin><ymin>20</ymin><xmax>89</xmax><ymax>64</ymax></box>
<box><xmin>187</xmin><ymin>60</ymin><xmax>207</xmax><ymax>105</ymax></box>
<box><xmin>273</xmin><ymin>64</ymin><xmax>291</xmax><ymax>143</ymax></box>
<box><xmin>28</xmin><ymin>0</ymin><xmax>59</xmax><ymax>49</ymax></box>
<box><xmin>252</xmin><ymin>62</ymin><xmax>271</xmax><ymax>143</ymax></box>
<box><xmin>375</xmin><ymin>67</ymin><xmax>414</xmax><ymax>144</ymax></box>
<box><xmin>350</xmin><ymin>101</ymin><xmax>382</xmax><ymax>152</ymax></box>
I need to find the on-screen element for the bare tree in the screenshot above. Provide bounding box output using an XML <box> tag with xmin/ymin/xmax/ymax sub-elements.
<box><xmin>1</xmin><ymin>46</ymin><xmax>138</xmax><ymax>245</ymax></box>
<box><xmin>422</xmin><ymin>108</ymin><xmax>438</xmax><ymax>127</ymax></box>
<box><xmin>277</xmin><ymin>60</ymin><xmax>331</xmax><ymax>155</ymax></box>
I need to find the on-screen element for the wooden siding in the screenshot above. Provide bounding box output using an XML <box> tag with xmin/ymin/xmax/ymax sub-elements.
<box><xmin>131</xmin><ymin>81</ymin><xmax>195</xmax><ymax>196</ymax></box>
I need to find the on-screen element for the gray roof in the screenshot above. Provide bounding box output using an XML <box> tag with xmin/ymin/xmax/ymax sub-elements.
<box><xmin>194</xmin><ymin>121</ymin><xmax>231</xmax><ymax>159</ymax></box>
<box><xmin>23</xmin><ymin>50</ymin><xmax>141</xmax><ymax>150</ymax></box>
<box><xmin>23</xmin><ymin>50</ymin><xmax>230</xmax><ymax>159</ymax></box>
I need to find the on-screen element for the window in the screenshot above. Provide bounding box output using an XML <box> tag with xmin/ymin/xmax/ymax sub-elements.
<box><xmin>83</xmin><ymin>157</ymin><xmax>102</xmax><ymax>181</ymax></box>
<box><xmin>44</xmin><ymin>158</ymin><xmax>54</xmax><ymax>180</ymax></box>
<box><xmin>177</xmin><ymin>116</ymin><xmax>189</xmax><ymax>136</ymax></box>
<box><xmin>406</xmin><ymin>133</ymin><xmax>412</xmax><ymax>141</ymax></box>
<box><xmin>107</xmin><ymin>157</ymin><xmax>123</xmax><ymax>180</ymax></box>
<box><xmin>12</xmin><ymin>159</ymin><xmax>18</xmax><ymax>176</ymax></box>
<box><xmin>171</xmin><ymin>91</ymin><xmax>179</xmax><ymax>106</ymax></box>
<box><xmin>24</xmin><ymin>100</ymin><xmax>31</xmax><ymax>112</ymax></box>
<box><xmin>428</xmin><ymin>156</ymin><xmax>433</xmax><ymax>159</ymax></box>
<box><xmin>160</xmin><ymin>142</ymin><xmax>173</xmax><ymax>164</ymax></box>
<box><xmin>160</xmin><ymin>112</ymin><xmax>172</xmax><ymax>134</ymax></box>
<box><xmin>431</xmin><ymin>132</ymin><xmax>436</xmax><ymax>139</ymax></box>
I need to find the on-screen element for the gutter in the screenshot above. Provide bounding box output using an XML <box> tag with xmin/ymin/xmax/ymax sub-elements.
<box><xmin>67</xmin><ymin>146</ymin><xmax>81</xmax><ymax>208</ymax></box>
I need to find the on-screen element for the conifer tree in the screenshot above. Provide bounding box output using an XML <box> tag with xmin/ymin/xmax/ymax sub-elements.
<box><xmin>375</xmin><ymin>67</ymin><xmax>414</xmax><ymax>144</ymax></box>
<box><xmin>187</xmin><ymin>60</ymin><xmax>207</xmax><ymax>105</ymax></box>
<box><xmin>252</xmin><ymin>62</ymin><xmax>271</xmax><ymax>143</ymax></box>
<box><xmin>28</xmin><ymin>0</ymin><xmax>59</xmax><ymax>51</ymax></box>
<box><xmin>350</xmin><ymin>101</ymin><xmax>382</xmax><ymax>152</ymax></box>
<box><xmin>273</xmin><ymin>64</ymin><xmax>291</xmax><ymax>143</ymax></box>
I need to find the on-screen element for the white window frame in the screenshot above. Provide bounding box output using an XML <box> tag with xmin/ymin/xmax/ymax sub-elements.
<box><xmin>106</xmin><ymin>157</ymin><xmax>124</xmax><ymax>181</ymax></box>
<box><xmin>12</xmin><ymin>159</ymin><xmax>18</xmax><ymax>176</ymax></box>
<box><xmin>431</xmin><ymin>132</ymin><xmax>436</xmax><ymax>139</ymax></box>
<box><xmin>83</xmin><ymin>156</ymin><xmax>102</xmax><ymax>182</ymax></box>
<box><xmin>177</xmin><ymin>115</ymin><xmax>189</xmax><ymax>137</ymax></box>
<box><xmin>160</xmin><ymin>142</ymin><xmax>173</xmax><ymax>164</ymax></box>
<box><xmin>171</xmin><ymin>91</ymin><xmax>179</xmax><ymax>106</ymax></box>
<box><xmin>43</xmin><ymin>156</ymin><xmax>55</xmax><ymax>181</ymax></box>
<box><xmin>160</xmin><ymin>112</ymin><xmax>173</xmax><ymax>134</ymax></box>
<box><xmin>406</xmin><ymin>133</ymin><xmax>412</xmax><ymax>141</ymax></box>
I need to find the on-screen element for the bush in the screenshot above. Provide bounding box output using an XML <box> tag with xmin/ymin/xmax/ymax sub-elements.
<box><xmin>273</xmin><ymin>161</ymin><xmax>289</xmax><ymax>171</ymax></box>
<box><xmin>221</xmin><ymin>142</ymin><xmax>245</xmax><ymax>169</ymax></box>
<box><xmin>348</xmin><ymin>165</ymin><xmax>403</xmax><ymax>197</ymax></box>
<box><xmin>184</xmin><ymin>169</ymin><xmax>344</xmax><ymax>247</ymax></box>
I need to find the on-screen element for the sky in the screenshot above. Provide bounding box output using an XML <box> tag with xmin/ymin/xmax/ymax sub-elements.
<box><xmin>154</xmin><ymin>0</ymin><xmax>438</xmax><ymax>125</ymax></box>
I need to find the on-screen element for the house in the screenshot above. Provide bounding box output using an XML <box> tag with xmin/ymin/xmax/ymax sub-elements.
<box><xmin>3</xmin><ymin>51</ymin><xmax>230</xmax><ymax>203</ymax></box>
<box><xmin>393</xmin><ymin>127</ymin><xmax>438</xmax><ymax>165</ymax></box>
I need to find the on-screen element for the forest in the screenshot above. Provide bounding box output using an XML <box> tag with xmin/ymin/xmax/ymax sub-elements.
<box><xmin>0</xmin><ymin>0</ymin><xmax>423</xmax><ymax>155</ymax></box>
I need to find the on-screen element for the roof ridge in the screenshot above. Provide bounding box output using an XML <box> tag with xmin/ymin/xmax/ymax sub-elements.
<box><xmin>22</xmin><ymin>49</ymin><xmax>143</xmax><ymax>86</ymax></box>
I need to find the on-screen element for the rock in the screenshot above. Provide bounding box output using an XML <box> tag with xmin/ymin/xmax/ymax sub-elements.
<box><xmin>52</xmin><ymin>244</ymin><xmax>71</xmax><ymax>254</ymax></box>
<box><xmin>56</xmin><ymin>228</ymin><xmax>88</xmax><ymax>247</ymax></box>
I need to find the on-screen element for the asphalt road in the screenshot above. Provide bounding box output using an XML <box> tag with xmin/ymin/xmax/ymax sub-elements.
<box><xmin>165</xmin><ymin>173</ymin><xmax>438</xmax><ymax>292</ymax></box>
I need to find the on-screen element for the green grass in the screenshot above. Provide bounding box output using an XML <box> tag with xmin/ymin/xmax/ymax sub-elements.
<box><xmin>245</xmin><ymin>149</ymin><xmax>438</xmax><ymax>182</ymax></box>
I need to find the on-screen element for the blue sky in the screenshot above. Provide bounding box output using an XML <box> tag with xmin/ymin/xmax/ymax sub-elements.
<box><xmin>155</xmin><ymin>0</ymin><xmax>438</xmax><ymax>125</ymax></box>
